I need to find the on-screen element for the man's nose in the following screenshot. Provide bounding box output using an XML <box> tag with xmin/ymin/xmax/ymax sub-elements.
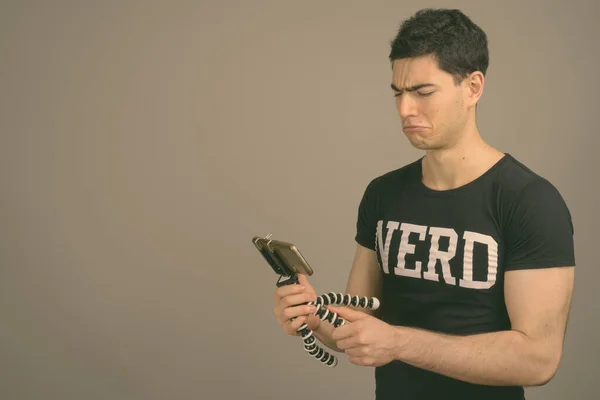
<box><xmin>396</xmin><ymin>94</ymin><xmax>418</xmax><ymax>120</ymax></box>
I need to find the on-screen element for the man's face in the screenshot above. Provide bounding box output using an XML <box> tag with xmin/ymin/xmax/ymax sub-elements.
<box><xmin>391</xmin><ymin>55</ymin><xmax>471</xmax><ymax>151</ymax></box>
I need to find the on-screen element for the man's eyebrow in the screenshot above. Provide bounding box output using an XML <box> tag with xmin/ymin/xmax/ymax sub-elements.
<box><xmin>390</xmin><ymin>83</ymin><xmax>436</xmax><ymax>92</ymax></box>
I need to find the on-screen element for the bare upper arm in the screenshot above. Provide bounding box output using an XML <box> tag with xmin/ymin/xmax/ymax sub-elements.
<box><xmin>344</xmin><ymin>243</ymin><xmax>383</xmax><ymax>317</ymax></box>
<box><xmin>504</xmin><ymin>266</ymin><xmax>575</xmax><ymax>375</ymax></box>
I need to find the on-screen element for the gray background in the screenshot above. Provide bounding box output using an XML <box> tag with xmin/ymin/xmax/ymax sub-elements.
<box><xmin>1</xmin><ymin>0</ymin><xmax>598</xmax><ymax>399</ymax></box>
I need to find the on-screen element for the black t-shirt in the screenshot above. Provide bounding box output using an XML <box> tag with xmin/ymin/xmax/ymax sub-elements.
<box><xmin>354</xmin><ymin>154</ymin><xmax>575</xmax><ymax>400</ymax></box>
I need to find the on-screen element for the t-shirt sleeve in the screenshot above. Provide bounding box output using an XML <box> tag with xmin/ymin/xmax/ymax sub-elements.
<box><xmin>503</xmin><ymin>178</ymin><xmax>575</xmax><ymax>271</ymax></box>
<box><xmin>354</xmin><ymin>178</ymin><xmax>380</xmax><ymax>251</ymax></box>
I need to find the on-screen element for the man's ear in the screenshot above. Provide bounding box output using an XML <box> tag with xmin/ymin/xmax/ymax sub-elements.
<box><xmin>465</xmin><ymin>71</ymin><xmax>485</xmax><ymax>107</ymax></box>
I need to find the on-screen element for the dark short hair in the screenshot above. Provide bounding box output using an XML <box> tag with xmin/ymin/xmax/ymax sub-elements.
<box><xmin>389</xmin><ymin>8</ymin><xmax>489</xmax><ymax>85</ymax></box>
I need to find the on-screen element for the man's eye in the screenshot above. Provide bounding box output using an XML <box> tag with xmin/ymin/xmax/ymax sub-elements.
<box><xmin>394</xmin><ymin>91</ymin><xmax>434</xmax><ymax>97</ymax></box>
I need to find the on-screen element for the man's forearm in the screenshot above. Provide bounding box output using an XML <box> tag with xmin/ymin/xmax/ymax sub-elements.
<box><xmin>394</xmin><ymin>326</ymin><xmax>559</xmax><ymax>387</ymax></box>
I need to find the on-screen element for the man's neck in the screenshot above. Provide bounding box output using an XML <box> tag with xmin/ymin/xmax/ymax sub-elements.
<box><xmin>421</xmin><ymin>134</ymin><xmax>505</xmax><ymax>191</ymax></box>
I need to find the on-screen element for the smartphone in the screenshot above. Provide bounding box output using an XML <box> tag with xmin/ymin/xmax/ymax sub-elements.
<box><xmin>252</xmin><ymin>236</ymin><xmax>314</xmax><ymax>278</ymax></box>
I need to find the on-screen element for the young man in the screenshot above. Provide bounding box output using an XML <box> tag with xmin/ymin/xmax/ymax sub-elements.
<box><xmin>273</xmin><ymin>8</ymin><xmax>575</xmax><ymax>400</ymax></box>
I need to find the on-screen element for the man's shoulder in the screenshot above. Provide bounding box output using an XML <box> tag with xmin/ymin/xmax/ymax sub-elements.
<box><xmin>497</xmin><ymin>154</ymin><xmax>544</xmax><ymax>183</ymax></box>
<box><xmin>367</xmin><ymin>158</ymin><xmax>422</xmax><ymax>188</ymax></box>
<box><xmin>494</xmin><ymin>154</ymin><xmax>565</xmax><ymax>205</ymax></box>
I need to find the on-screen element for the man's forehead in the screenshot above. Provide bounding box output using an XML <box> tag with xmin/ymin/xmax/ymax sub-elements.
<box><xmin>392</xmin><ymin>58</ymin><xmax>440</xmax><ymax>80</ymax></box>
<box><xmin>391</xmin><ymin>57</ymin><xmax>439</xmax><ymax>85</ymax></box>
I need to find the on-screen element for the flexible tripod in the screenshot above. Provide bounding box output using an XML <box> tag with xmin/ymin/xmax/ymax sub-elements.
<box><xmin>277</xmin><ymin>273</ymin><xmax>380</xmax><ymax>367</ymax></box>
<box><xmin>253</xmin><ymin>234</ymin><xmax>381</xmax><ymax>368</ymax></box>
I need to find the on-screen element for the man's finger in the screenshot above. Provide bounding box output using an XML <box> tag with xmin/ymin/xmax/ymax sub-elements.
<box><xmin>289</xmin><ymin>316</ymin><xmax>307</xmax><ymax>332</ymax></box>
<box><xmin>331</xmin><ymin>324</ymin><xmax>354</xmax><ymax>341</ymax></box>
<box><xmin>335</xmin><ymin>336</ymin><xmax>362</xmax><ymax>351</ymax></box>
<box><xmin>342</xmin><ymin>345</ymin><xmax>366</xmax><ymax>357</ymax></box>
<box><xmin>327</xmin><ymin>305</ymin><xmax>369</xmax><ymax>323</ymax></box>
<box><xmin>296</xmin><ymin>274</ymin><xmax>312</xmax><ymax>287</ymax></box>
<box><xmin>348</xmin><ymin>356</ymin><xmax>374</xmax><ymax>367</ymax></box>
<box><xmin>274</xmin><ymin>283</ymin><xmax>306</xmax><ymax>301</ymax></box>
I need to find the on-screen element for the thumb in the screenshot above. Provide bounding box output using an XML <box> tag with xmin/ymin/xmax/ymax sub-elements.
<box><xmin>326</xmin><ymin>305</ymin><xmax>369</xmax><ymax>323</ymax></box>
<box><xmin>296</xmin><ymin>273</ymin><xmax>312</xmax><ymax>287</ymax></box>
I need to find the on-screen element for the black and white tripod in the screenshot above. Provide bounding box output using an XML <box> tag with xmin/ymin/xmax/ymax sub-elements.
<box><xmin>254</xmin><ymin>233</ymin><xmax>381</xmax><ymax>368</ymax></box>
<box><xmin>278</xmin><ymin>273</ymin><xmax>381</xmax><ymax>367</ymax></box>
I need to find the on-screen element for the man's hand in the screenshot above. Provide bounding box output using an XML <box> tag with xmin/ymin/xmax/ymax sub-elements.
<box><xmin>328</xmin><ymin>305</ymin><xmax>400</xmax><ymax>367</ymax></box>
<box><xmin>273</xmin><ymin>274</ymin><xmax>321</xmax><ymax>336</ymax></box>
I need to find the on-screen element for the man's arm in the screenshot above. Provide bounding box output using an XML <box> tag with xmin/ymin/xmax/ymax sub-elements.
<box><xmin>344</xmin><ymin>243</ymin><xmax>383</xmax><ymax>317</ymax></box>
<box><xmin>313</xmin><ymin>243</ymin><xmax>382</xmax><ymax>351</ymax></box>
<box><xmin>391</xmin><ymin>266</ymin><xmax>575</xmax><ymax>386</ymax></box>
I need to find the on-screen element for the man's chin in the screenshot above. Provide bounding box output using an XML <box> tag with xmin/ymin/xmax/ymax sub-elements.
<box><xmin>407</xmin><ymin>138</ymin><xmax>440</xmax><ymax>151</ymax></box>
